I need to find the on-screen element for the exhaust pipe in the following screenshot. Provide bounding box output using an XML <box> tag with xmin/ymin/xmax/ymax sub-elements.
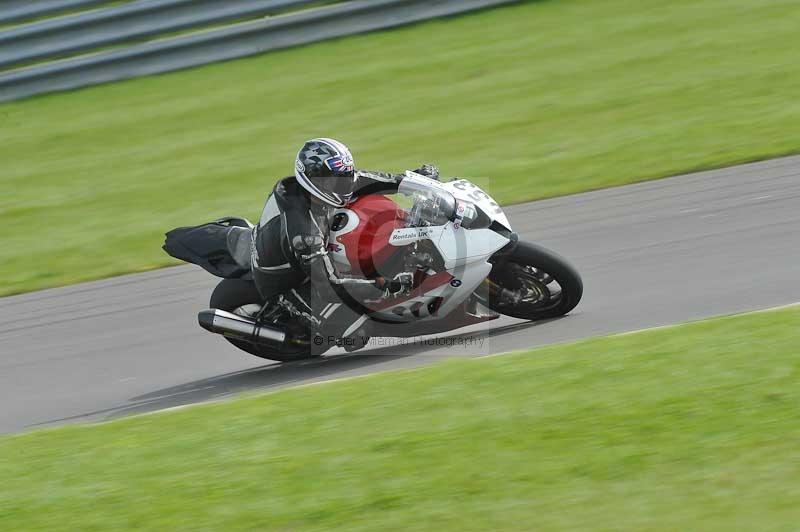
<box><xmin>198</xmin><ymin>309</ymin><xmax>286</xmax><ymax>344</ymax></box>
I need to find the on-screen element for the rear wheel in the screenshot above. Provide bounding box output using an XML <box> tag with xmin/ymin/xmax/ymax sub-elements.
<box><xmin>209</xmin><ymin>279</ymin><xmax>313</xmax><ymax>362</ymax></box>
<box><xmin>481</xmin><ymin>241</ymin><xmax>583</xmax><ymax>321</ymax></box>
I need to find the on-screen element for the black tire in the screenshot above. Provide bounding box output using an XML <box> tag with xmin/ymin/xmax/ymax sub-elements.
<box><xmin>209</xmin><ymin>279</ymin><xmax>312</xmax><ymax>362</ymax></box>
<box><xmin>485</xmin><ymin>241</ymin><xmax>583</xmax><ymax>321</ymax></box>
<box><xmin>209</xmin><ymin>278</ymin><xmax>261</xmax><ymax>310</ymax></box>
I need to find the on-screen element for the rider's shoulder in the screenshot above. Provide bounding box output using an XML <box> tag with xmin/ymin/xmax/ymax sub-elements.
<box><xmin>272</xmin><ymin>176</ymin><xmax>309</xmax><ymax>209</ymax></box>
<box><xmin>273</xmin><ymin>175</ymin><xmax>298</xmax><ymax>191</ymax></box>
<box><xmin>273</xmin><ymin>176</ymin><xmax>302</xmax><ymax>197</ymax></box>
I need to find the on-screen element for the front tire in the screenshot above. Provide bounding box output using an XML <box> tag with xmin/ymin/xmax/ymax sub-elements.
<box><xmin>209</xmin><ymin>279</ymin><xmax>313</xmax><ymax>362</ymax></box>
<box><xmin>483</xmin><ymin>241</ymin><xmax>583</xmax><ymax>321</ymax></box>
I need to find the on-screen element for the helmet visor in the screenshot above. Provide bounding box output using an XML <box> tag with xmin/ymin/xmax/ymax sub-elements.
<box><xmin>323</xmin><ymin>155</ymin><xmax>355</xmax><ymax>197</ymax></box>
<box><xmin>305</xmin><ymin>166</ymin><xmax>355</xmax><ymax>201</ymax></box>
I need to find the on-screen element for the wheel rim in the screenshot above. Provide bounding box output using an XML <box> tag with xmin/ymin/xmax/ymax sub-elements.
<box><xmin>485</xmin><ymin>262</ymin><xmax>565</xmax><ymax>313</ymax></box>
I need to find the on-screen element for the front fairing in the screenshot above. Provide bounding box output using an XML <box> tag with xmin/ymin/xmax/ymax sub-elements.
<box><xmin>401</xmin><ymin>171</ymin><xmax>512</xmax><ymax>230</ymax></box>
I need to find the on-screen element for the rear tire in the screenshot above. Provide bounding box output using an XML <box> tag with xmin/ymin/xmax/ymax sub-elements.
<box><xmin>210</xmin><ymin>279</ymin><xmax>313</xmax><ymax>362</ymax></box>
<box><xmin>209</xmin><ymin>278</ymin><xmax>260</xmax><ymax>310</ymax></box>
<box><xmin>484</xmin><ymin>241</ymin><xmax>583</xmax><ymax>321</ymax></box>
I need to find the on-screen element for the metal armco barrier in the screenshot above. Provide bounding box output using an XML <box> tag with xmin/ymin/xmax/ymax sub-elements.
<box><xmin>0</xmin><ymin>0</ymin><xmax>519</xmax><ymax>103</ymax></box>
<box><xmin>0</xmin><ymin>0</ymin><xmax>108</xmax><ymax>25</ymax></box>
<box><xmin>0</xmin><ymin>0</ymin><xmax>319</xmax><ymax>70</ymax></box>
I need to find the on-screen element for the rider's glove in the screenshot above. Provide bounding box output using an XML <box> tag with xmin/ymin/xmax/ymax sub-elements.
<box><xmin>412</xmin><ymin>164</ymin><xmax>440</xmax><ymax>180</ymax></box>
<box><xmin>386</xmin><ymin>272</ymin><xmax>415</xmax><ymax>296</ymax></box>
<box><xmin>292</xmin><ymin>233</ymin><xmax>325</xmax><ymax>261</ymax></box>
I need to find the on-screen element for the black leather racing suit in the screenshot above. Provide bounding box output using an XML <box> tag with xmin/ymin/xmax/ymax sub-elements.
<box><xmin>251</xmin><ymin>168</ymin><xmax>435</xmax><ymax>337</ymax></box>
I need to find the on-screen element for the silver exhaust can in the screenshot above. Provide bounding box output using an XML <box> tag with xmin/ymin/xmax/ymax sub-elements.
<box><xmin>198</xmin><ymin>309</ymin><xmax>286</xmax><ymax>344</ymax></box>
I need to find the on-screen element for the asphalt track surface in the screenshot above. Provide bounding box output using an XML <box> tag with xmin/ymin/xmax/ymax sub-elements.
<box><xmin>2</xmin><ymin>156</ymin><xmax>799</xmax><ymax>434</ymax></box>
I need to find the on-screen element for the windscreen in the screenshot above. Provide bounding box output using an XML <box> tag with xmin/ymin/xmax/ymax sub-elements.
<box><xmin>398</xmin><ymin>173</ymin><xmax>456</xmax><ymax>227</ymax></box>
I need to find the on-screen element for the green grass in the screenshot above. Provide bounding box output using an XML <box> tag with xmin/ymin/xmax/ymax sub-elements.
<box><xmin>2</xmin><ymin>0</ymin><xmax>800</xmax><ymax>295</ymax></box>
<box><xmin>1</xmin><ymin>306</ymin><xmax>799</xmax><ymax>530</ymax></box>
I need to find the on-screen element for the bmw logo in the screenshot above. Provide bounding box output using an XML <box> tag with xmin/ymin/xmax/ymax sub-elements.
<box><xmin>450</xmin><ymin>279</ymin><xmax>462</xmax><ymax>288</ymax></box>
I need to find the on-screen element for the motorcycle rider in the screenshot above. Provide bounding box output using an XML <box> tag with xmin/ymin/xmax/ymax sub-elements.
<box><xmin>252</xmin><ymin>137</ymin><xmax>439</xmax><ymax>347</ymax></box>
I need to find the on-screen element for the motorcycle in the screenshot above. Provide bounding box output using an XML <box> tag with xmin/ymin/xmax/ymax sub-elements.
<box><xmin>163</xmin><ymin>172</ymin><xmax>582</xmax><ymax>361</ymax></box>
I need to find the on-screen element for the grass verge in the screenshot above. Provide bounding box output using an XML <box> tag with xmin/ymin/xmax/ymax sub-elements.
<box><xmin>1</xmin><ymin>306</ymin><xmax>799</xmax><ymax>530</ymax></box>
<box><xmin>2</xmin><ymin>0</ymin><xmax>800</xmax><ymax>295</ymax></box>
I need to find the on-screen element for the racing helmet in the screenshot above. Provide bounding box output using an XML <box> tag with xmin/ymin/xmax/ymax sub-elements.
<box><xmin>294</xmin><ymin>138</ymin><xmax>356</xmax><ymax>207</ymax></box>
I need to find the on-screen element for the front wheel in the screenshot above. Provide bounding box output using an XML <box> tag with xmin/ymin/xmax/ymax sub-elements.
<box><xmin>481</xmin><ymin>241</ymin><xmax>583</xmax><ymax>321</ymax></box>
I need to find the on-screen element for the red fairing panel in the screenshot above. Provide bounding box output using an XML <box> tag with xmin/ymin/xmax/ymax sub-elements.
<box><xmin>335</xmin><ymin>195</ymin><xmax>407</xmax><ymax>277</ymax></box>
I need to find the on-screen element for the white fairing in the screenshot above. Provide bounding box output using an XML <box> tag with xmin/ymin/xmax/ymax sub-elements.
<box><xmin>388</xmin><ymin>226</ymin><xmax>439</xmax><ymax>246</ymax></box>
<box><xmin>372</xmin><ymin>260</ymin><xmax>493</xmax><ymax>322</ymax></box>
<box><xmin>365</xmin><ymin>173</ymin><xmax>512</xmax><ymax>322</ymax></box>
<box><xmin>407</xmin><ymin>171</ymin><xmax>512</xmax><ymax>230</ymax></box>
<box><xmin>435</xmin><ymin>224</ymin><xmax>510</xmax><ymax>269</ymax></box>
<box><xmin>328</xmin><ymin>208</ymin><xmax>360</xmax><ymax>273</ymax></box>
<box><xmin>387</xmin><ymin>224</ymin><xmax>508</xmax><ymax>267</ymax></box>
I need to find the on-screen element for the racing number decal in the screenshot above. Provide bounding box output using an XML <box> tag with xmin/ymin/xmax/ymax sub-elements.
<box><xmin>451</xmin><ymin>180</ymin><xmax>503</xmax><ymax>214</ymax></box>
